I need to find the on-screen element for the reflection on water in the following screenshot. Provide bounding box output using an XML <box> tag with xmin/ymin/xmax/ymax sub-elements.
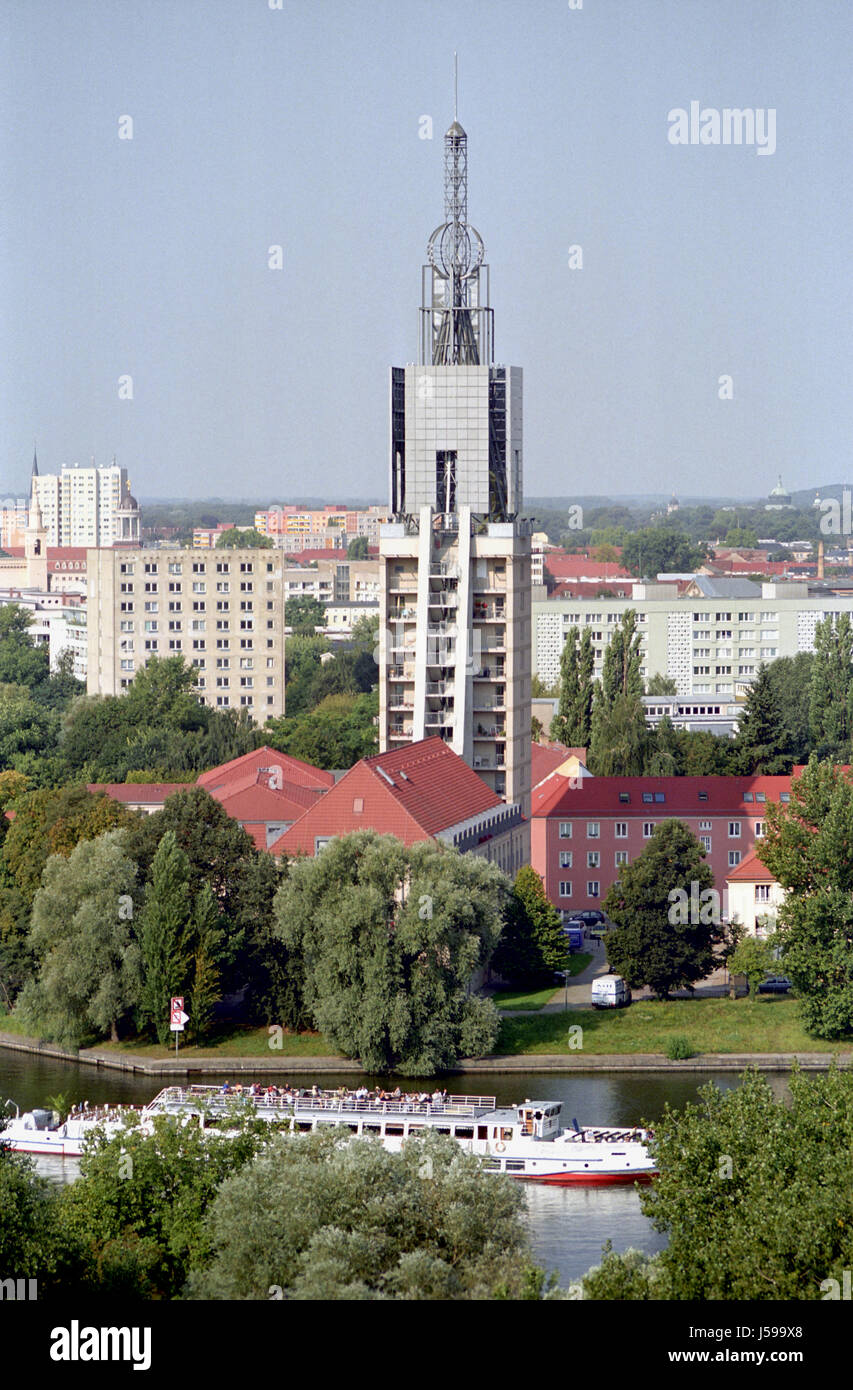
<box><xmin>2</xmin><ymin>1048</ymin><xmax>793</xmax><ymax>1289</ymax></box>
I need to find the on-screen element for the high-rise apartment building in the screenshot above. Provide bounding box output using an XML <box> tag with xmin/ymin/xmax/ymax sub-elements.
<box><xmin>379</xmin><ymin>113</ymin><xmax>532</xmax><ymax>815</ymax></box>
<box><xmin>32</xmin><ymin>454</ymin><xmax>140</xmax><ymax>548</ymax></box>
<box><xmin>87</xmin><ymin>547</ymin><xmax>286</xmax><ymax>718</ymax></box>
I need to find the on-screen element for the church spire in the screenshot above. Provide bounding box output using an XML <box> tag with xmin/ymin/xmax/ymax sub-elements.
<box><xmin>32</xmin><ymin>443</ymin><xmax>39</xmax><ymax>479</ymax></box>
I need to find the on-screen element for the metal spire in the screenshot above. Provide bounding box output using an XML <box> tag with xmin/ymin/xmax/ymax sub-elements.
<box><xmin>422</xmin><ymin>69</ymin><xmax>490</xmax><ymax>366</ymax></box>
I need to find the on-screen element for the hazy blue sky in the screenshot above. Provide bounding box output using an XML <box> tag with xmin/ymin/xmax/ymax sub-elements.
<box><xmin>3</xmin><ymin>0</ymin><xmax>852</xmax><ymax>503</ymax></box>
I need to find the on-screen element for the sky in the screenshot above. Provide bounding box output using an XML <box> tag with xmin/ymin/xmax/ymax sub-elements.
<box><xmin>2</xmin><ymin>0</ymin><xmax>852</xmax><ymax>504</ymax></box>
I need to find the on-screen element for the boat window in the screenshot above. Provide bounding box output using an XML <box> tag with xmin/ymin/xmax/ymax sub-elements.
<box><xmin>477</xmin><ymin>1126</ymin><xmax>488</xmax><ymax>1140</ymax></box>
<box><xmin>363</xmin><ymin>1124</ymin><xmax>381</xmax><ymax>1134</ymax></box>
<box><xmin>436</xmin><ymin>1126</ymin><xmax>451</xmax><ymax>1134</ymax></box>
<box><xmin>501</xmin><ymin>1128</ymin><xmax>513</xmax><ymax>1141</ymax></box>
<box><xmin>385</xmin><ymin>1124</ymin><xmax>404</xmax><ymax>1136</ymax></box>
<box><xmin>297</xmin><ymin>1122</ymin><xmax>313</xmax><ymax>1132</ymax></box>
<box><xmin>455</xmin><ymin>1126</ymin><xmax>474</xmax><ymax>1139</ymax></box>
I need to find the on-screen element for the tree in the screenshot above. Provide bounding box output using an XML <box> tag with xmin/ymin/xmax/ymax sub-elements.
<box><xmin>57</xmin><ymin>1114</ymin><xmax>264</xmax><ymax>1298</ymax></box>
<box><xmin>189</xmin><ymin>881</ymin><xmax>225</xmax><ymax>1043</ymax></box>
<box><xmin>272</xmin><ymin>832</ymin><xmax>508</xmax><ymax>1073</ymax></box>
<box><xmin>493</xmin><ymin>866</ymin><xmax>567</xmax><ymax>986</ymax></box>
<box><xmin>764</xmin><ymin>652</ymin><xmax>814</xmax><ymax>764</ymax></box>
<box><xmin>0</xmin><ymin>605</ymin><xmax>49</xmax><ymax>690</ymax></box>
<box><xmin>215</xmin><ymin>527</ymin><xmax>273</xmax><ymax>549</ymax></box>
<box><xmin>600</xmin><ymin>610</ymin><xmax>644</xmax><ymax>704</ymax></box>
<box><xmin>728</xmin><ymin>934</ymin><xmax>780</xmax><ymax>1000</ymax></box>
<box><xmin>759</xmin><ymin>757</ymin><xmax>853</xmax><ymax>1037</ymax></box>
<box><xmin>267</xmin><ymin>691</ymin><xmax>378</xmax><ymax>769</ymax></box>
<box><xmin>138</xmin><ymin>832</ymin><xmax>195</xmax><ymax>1044</ymax></box>
<box><xmin>723</xmin><ymin>527</ymin><xmax>758</xmax><ymax>548</ymax></box>
<box><xmin>644</xmin><ymin>714</ymin><xmax>679</xmax><ymax>776</ymax></box>
<box><xmin>732</xmin><ymin>664</ymin><xmax>791</xmax><ymax>773</ymax></box>
<box><xmin>582</xmin><ymin>1069</ymin><xmax>853</xmax><ymax>1300</ymax></box>
<box><xmin>603</xmin><ymin>820</ymin><xmax>718</xmax><ymax>998</ymax></box>
<box><xmin>550</xmin><ymin>628</ymin><xmax>594</xmax><ymax>747</ymax></box>
<box><xmin>17</xmin><ymin>830</ymin><xmax>140</xmax><ymax>1046</ymax></box>
<box><xmin>621</xmin><ymin>529</ymin><xmax>708</xmax><ymax>577</ymax></box>
<box><xmin>185</xmin><ymin>1129</ymin><xmax>543</xmax><ymax>1300</ymax></box>
<box><xmin>2</xmin><ymin>786</ymin><xmax>135</xmax><ymax>907</ymax></box>
<box><xmin>0</xmin><ymin>684</ymin><xmax>60</xmax><ymax>769</ymax></box>
<box><xmin>645</xmin><ymin>673</ymin><xmax>677</xmax><ymax>695</ymax></box>
<box><xmin>285</xmin><ymin>595</ymin><xmax>327</xmax><ymax>633</ymax></box>
<box><xmin>808</xmin><ymin>613</ymin><xmax>853</xmax><ymax>758</ymax></box>
<box><xmin>124</xmin><ymin>788</ymin><xmax>266</xmax><ymax>1005</ymax></box>
<box><xmin>347</xmin><ymin>535</ymin><xmax>369</xmax><ymax>558</ymax></box>
<box><xmin>589</xmin><ymin>692</ymin><xmax>648</xmax><ymax>776</ymax></box>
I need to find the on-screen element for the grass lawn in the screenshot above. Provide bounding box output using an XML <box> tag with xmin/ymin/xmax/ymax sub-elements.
<box><xmin>565</xmin><ymin>951</ymin><xmax>593</xmax><ymax>977</ymax></box>
<box><xmin>492</xmin><ymin>987</ymin><xmax>559</xmax><ymax>1012</ymax></box>
<box><xmin>497</xmin><ymin>995</ymin><xmax>853</xmax><ymax>1056</ymax></box>
<box><xmin>96</xmin><ymin>1025</ymin><xmax>337</xmax><ymax>1060</ymax></box>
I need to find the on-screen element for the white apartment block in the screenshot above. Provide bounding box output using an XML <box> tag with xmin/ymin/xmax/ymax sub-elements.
<box><xmin>33</xmin><ymin>462</ymin><xmax>140</xmax><ymax>548</ymax></box>
<box><xmin>87</xmin><ymin>548</ymin><xmax>286</xmax><ymax>719</ymax></box>
<box><xmin>0</xmin><ymin>498</ymin><xmax>29</xmax><ymax>550</ymax></box>
<box><xmin>534</xmin><ymin>580</ymin><xmax>853</xmax><ymax>697</ymax></box>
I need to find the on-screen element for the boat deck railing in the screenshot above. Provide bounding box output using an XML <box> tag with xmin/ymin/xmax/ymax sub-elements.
<box><xmin>147</xmin><ymin>1086</ymin><xmax>497</xmax><ymax>1119</ymax></box>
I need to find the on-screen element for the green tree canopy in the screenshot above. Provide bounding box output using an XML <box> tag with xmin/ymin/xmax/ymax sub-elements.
<box><xmin>732</xmin><ymin>663</ymin><xmax>792</xmax><ymax>774</ymax></box>
<box><xmin>2</xmin><ymin>785</ymin><xmax>135</xmax><ymax>906</ymax></box>
<box><xmin>759</xmin><ymin>757</ymin><xmax>853</xmax><ymax>1037</ymax></box>
<box><xmin>808</xmin><ymin>613</ymin><xmax>853</xmax><ymax>758</ymax></box>
<box><xmin>620</xmin><ymin>529</ymin><xmax>709</xmax><ymax>577</ymax></box>
<box><xmin>215</xmin><ymin>527</ymin><xmax>273</xmax><ymax>549</ymax></box>
<box><xmin>267</xmin><ymin>690</ymin><xmax>378</xmax><ymax>769</ymax></box>
<box><xmin>550</xmin><ymin>627</ymin><xmax>594</xmax><ymax>748</ymax></box>
<box><xmin>272</xmin><ymin>831</ymin><xmax>508</xmax><ymax>1072</ymax></box>
<box><xmin>583</xmin><ymin>1068</ymin><xmax>853</xmax><ymax>1300</ymax></box>
<box><xmin>285</xmin><ymin>595</ymin><xmax>327</xmax><ymax>633</ymax></box>
<box><xmin>347</xmin><ymin>534</ymin><xmax>369</xmax><ymax>558</ymax></box>
<box><xmin>185</xmin><ymin>1129</ymin><xmax>542</xmax><ymax>1301</ymax></box>
<box><xmin>17</xmin><ymin>829</ymin><xmax>140</xmax><ymax>1046</ymax></box>
<box><xmin>604</xmin><ymin>819</ymin><xmax>718</xmax><ymax>998</ymax></box>
<box><xmin>493</xmin><ymin>865</ymin><xmax>568</xmax><ymax>986</ymax></box>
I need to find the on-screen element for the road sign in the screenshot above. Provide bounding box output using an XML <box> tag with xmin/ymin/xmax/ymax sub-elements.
<box><xmin>169</xmin><ymin>997</ymin><xmax>189</xmax><ymax>1031</ymax></box>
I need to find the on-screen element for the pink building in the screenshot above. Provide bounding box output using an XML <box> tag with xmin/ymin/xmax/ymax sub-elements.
<box><xmin>531</xmin><ymin>774</ymin><xmax>794</xmax><ymax>918</ymax></box>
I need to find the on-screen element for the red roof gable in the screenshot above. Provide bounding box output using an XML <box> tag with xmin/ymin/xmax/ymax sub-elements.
<box><xmin>726</xmin><ymin>847</ymin><xmax>777</xmax><ymax>882</ymax></box>
<box><xmin>197</xmin><ymin>746</ymin><xmax>333</xmax><ymax>793</ymax></box>
<box><xmin>532</xmin><ymin>774</ymin><xmax>793</xmax><ymax>819</ymax></box>
<box><xmin>545</xmin><ymin>555</ymin><xmax>631</xmax><ymax>582</ymax></box>
<box><xmin>531</xmin><ymin>742</ymin><xmax>587</xmax><ymax>788</ymax></box>
<box><xmin>272</xmin><ymin>738</ymin><xmax>504</xmax><ymax>856</ymax></box>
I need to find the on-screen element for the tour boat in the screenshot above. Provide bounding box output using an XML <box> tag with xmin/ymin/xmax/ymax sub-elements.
<box><xmin>140</xmin><ymin>1085</ymin><xmax>657</xmax><ymax>1185</ymax></box>
<box><xmin>1</xmin><ymin>1102</ymin><xmax>136</xmax><ymax>1158</ymax></box>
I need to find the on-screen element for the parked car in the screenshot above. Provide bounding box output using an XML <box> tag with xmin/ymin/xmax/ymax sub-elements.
<box><xmin>572</xmin><ymin>909</ymin><xmax>607</xmax><ymax>928</ymax></box>
<box><xmin>757</xmin><ymin>974</ymin><xmax>792</xmax><ymax>994</ymax></box>
<box><xmin>591</xmin><ymin>975</ymin><xmax>632</xmax><ymax>1009</ymax></box>
<box><xmin>561</xmin><ymin>919</ymin><xmax>585</xmax><ymax>952</ymax></box>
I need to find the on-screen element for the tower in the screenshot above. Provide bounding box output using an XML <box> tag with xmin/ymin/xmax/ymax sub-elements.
<box><xmin>25</xmin><ymin>453</ymin><xmax>48</xmax><ymax>589</ymax></box>
<box><xmin>380</xmin><ymin>102</ymin><xmax>532</xmax><ymax>819</ymax></box>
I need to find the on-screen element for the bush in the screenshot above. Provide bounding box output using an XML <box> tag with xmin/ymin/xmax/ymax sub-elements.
<box><xmin>665</xmin><ymin>1035</ymin><xmax>695</xmax><ymax>1060</ymax></box>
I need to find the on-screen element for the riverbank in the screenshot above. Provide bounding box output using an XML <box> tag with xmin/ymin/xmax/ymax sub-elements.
<box><xmin>2</xmin><ymin>1025</ymin><xmax>851</xmax><ymax>1076</ymax></box>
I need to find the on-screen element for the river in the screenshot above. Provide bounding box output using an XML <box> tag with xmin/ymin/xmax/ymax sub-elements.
<box><xmin>0</xmin><ymin>1050</ymin><xmax>790</xmax><ymax>1286</ymax></box>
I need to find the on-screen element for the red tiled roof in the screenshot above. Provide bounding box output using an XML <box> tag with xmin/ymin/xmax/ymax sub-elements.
<box><xmin>197</xmin><ymin>746</ymin><xmax>333</xmax><ymax>793</ymax></box>
<box><xmin>726</xmin><ymin>847</ymin><xmax>777</xmax><ymax>882</ymax></box>
<box><xmin>88</xmin><ymin>783</ymin><xmax>189</xmax><ymax>804</ymax></box>
<box><xmin>531</xmin><ymin>742</ymin><xmax>587</xmax><ymax>788</ymax></box>
<box><xmin>272</xmin><ymin>737</ymin><xmax>503</xmax><ymax>856</ymax></box>
<box><xmin>532</xmin><ymin>774</ymin><xmax>793</xmax><ymax>819</ymax></box>
<box><xmin>545</xmin><ymin>555</ymin><xmax>631</xmax><ymax>582</ymax></box>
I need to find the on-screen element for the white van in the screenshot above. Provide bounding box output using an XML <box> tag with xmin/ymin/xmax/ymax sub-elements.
<box><xmin>591</xmin><ymin>975</ymin><xmax>632</xmax><ymax>1009</ymax></box>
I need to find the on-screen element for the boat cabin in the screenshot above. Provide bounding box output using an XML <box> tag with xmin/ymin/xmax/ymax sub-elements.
<box><xmin>516</xmin><ymin>1101</ymin><xmax>562</xmax><ymax>1141</ymax></box>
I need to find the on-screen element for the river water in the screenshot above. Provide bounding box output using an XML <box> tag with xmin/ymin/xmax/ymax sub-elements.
<box><xmin>0</xmin><ymin>1050</ymin><xmax>790</xmax><ymax>1286</ymax></box>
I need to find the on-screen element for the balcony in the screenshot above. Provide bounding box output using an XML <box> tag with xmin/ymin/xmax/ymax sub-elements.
<box><xmin>473</xmin><ymin>665</ymin><xmax>505</xmax><ymax>680</ymax></box>
<box><xmin>388</xmin><ymin>722</ymin><xmax>413</xmax><ymax>739</ymax></box>
<box><xmin>426</xmin><ymin>681</ymin><xmax>454</xmax><ymax>697</ymax></box>
<box><xmin>472</xmin><ymin>604</ymin><xmax>506</xmax><ymax>622</ymax></box>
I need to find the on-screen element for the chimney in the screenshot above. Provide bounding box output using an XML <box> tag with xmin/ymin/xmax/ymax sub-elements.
<box><xmin>818</xmin><ymin>539</ymin><xmax>825</xmax><ymax>580</ymax></box>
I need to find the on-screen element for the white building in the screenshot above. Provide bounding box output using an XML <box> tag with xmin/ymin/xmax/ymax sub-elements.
<box><xmin>31</xmin><ymin>454</ymin><xmax>140</xmax><ymax>548</ymax></box>
<box><xmin>534</xmin><ymin>579</ymin><xmax>853</xmax><ymax>698</ymax></box>
<box><xmin>726</xmin><ymin>848</ymin><xmax>785</xmax><ymax>937</ymax></box>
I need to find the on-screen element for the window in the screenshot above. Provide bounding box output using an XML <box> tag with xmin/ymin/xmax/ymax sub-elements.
<box><xmin>559</xmin><ymin>822</ymin><xmax>572</xmax><ymax>839</ymax></box>
<box><xmin>587</xmin><ymin>851</ymin><xmax>600</xmax><ymax>869</ymax></box>
<box><xmin>643</xmin><ymin>822</ymin><xmax>655</xmax><ymax>838</ymax></box>
<box><xmin>743</xmin><ymin>792</ymin><xmax>754</xmax><ymax>802</ymax></box>
<box><xmin>754</xmin><ymin>821</ymin><xmax>764</xmax><ymax>837</ymax></box>
<box><xmin>699</xmin><ymin>819</ymin><xmax>712</xmax><ymax>831</ymax></box>
<box><xmin>559</xmin><ymin>882</ymin><xmax>572</xmax><ymax>898</ymax></box>
<box><xmin>586</xmin><ymin>822</ymin><xmax>600</xmax><ymax>839</ymax></box>
<box><xmin>614</xmin><ymin>850</ymin><xmax>628</xmax><ymax>867</ymax></box>
<box><xmin>559</xmin><ymin>851</ymin><xmax>572</xmax><ymax>868</ymax></box>
<box><xmin>615</xmin><ymin>822</ymin><xmax>628</xmax><ymax>838</ymax></box>
<box><xmin>587</xmin><ymin>881</ymin><xmax>600</xmax><ymax>898</ymax></box>
<box><xmin>780</xmin><ymin>792</ymin><xmax>790</xmax><ymax>803</ymax></box>
<box><xmin>642</xmin><ymin>792</ymin><xmax>653</xmax><ymax>803</ymax></box>
<box><xmin>700</xmin><ymin>836</ymin><xmax>712</xmax><ymax>852</ymax></box>
<box><xmin>728</xmin><ymin>850</ymin><xmax>741</xmax><ymax>867</ymax></box>
<box><xmin>729</xmin><ymin>821</ymin><xmax>741</xmax><ymax>838</ymax></box>
<box><xmin>618</xmin><ymin>792</ymin><xmax>630</xmax><ymax>803</ymax></box>
<box><xmin>755</xmin><ymin>884</ymin><xmax>772</xmax><ymax>902</ymax></box>
<box><xmin>654</xmin><ymin>792</ymin><xmax>665</xmax><ymax>803</ymax></box>
<box><xmin>698</xmin><ymin>790</ymin><xmax>709</xmax><ymax>801</ymax></box>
